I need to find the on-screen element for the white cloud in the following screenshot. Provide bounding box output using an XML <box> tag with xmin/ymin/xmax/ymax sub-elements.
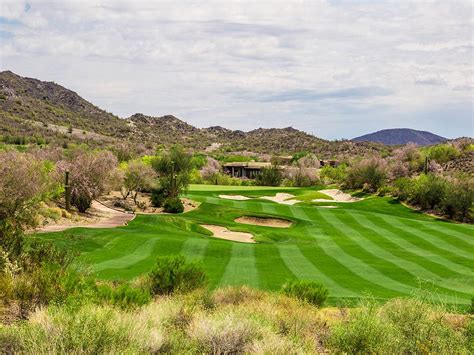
<box><xmin>0</xmin><ymin>0</ymin><xmax>472</xmax><ymax>139</ymax></box>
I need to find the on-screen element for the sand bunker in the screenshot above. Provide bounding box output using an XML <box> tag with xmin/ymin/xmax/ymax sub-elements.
<box><xmin>313</xmin><ymin>189</ymin><xmax>362</xmax><ymax>203</ymax></box>
<box><xmin>201</xmin><ymin>224</ymin><xmax>255</xmax><ymax>243</ymax></box>
<box><xmin>235</xmin><ymin>216</ymin><xmax>293</xmax><ymax>228</ymax></box>
<box><xmin>260</xmin><ymin>193</ymin><xmax>300</xmax><ymax>205</ymax></box>
<box><xmin>219</xmin><ymin>194</ymin><xmax>251</xmax><ymax>201</ymax></box>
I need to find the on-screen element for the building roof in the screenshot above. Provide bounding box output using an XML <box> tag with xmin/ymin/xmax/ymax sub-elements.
<box><xmin>223</xmin><ymin>161</ymin><xmax>272</xmax><ymax>169</ymax></box>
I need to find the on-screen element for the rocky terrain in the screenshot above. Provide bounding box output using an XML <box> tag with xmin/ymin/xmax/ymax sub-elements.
<box><xmin>0</xmin><ymin>71</ymin><xmax>396</xmax><ymax>156</ymax></box>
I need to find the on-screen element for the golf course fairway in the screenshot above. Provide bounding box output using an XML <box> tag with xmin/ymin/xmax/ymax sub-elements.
<box><xmin>38</xmin><ymin>185</ymin><xmax>474</xmax><ymax>305</ymax></box>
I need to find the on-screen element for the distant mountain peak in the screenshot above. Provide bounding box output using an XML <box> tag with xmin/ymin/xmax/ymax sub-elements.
<box><xmin>352</xmin><ymin>128</ymin><xmax>446</xmax><ymax>146</ymax></box>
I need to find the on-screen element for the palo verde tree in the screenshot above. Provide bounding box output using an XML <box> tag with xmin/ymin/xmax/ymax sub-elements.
<box><xmin>152</xmin><ymin>145</ymin><xmax>192</xmax><ymax>199</ymax></box>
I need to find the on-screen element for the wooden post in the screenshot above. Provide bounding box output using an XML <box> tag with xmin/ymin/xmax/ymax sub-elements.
<box><xmin>65</xmin><ymin>170</ymin><xmax>71</xmax><ymax>211</ymax></box>
<box><xmin>424</xmin><ymin>157</ymin><xmax>429</xmax><ymax>175</ymax></box>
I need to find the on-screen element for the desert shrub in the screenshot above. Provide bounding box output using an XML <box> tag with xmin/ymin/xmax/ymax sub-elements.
<box><xmin>59</xmin><ymin>150</ymin><xmax>118</xmax><ymax>212</ymax></box>
<box><xmin>345</xmin><ymin>156</ymin><xmax>387</xmax><ymax>192</ymax></box>
<box><xmin>328</xmin><ymin>300</ymin><xmax>398</xmax><ymax>353</ymax></box>
<box><xmin>1</xmin><ymin>304</ymin><xmax>165</xmax><ymax>353</ymax></box>
<box><xmin>200</xmin><ymin>157</ymin><xmax>221</xmax><ymax>183</ymax></box>
<box><xmin>393</xmin><ymin>177</ymin><xmax>413</xmax><ymax>201</ymax></box>
<box><xmin>320</xmin><ymin>163</ymin><xmax>347</xmax><ymax>184</ymax></box>
<box><xmin>281</xmin><ymin>280</ymin><xmax>328</xmax><ymax>307</ymax></box>
<box><xmin>411</xmin><ymin>173</ymin><xmax>446</xmax><ymax>210</ymax></box>
<box><xmin>215</xmin><ymin>173</ymin><xmax>242</xmax><ymax>186</ymax></box>
<box><xmin>440</xmin><ymin>176</ymin><xmax>473</xmax><ymax>221</ymax></box>
<box><xmin>151</xmin><ymin>187</ymin><xmax>167</xmax><ymax>207</ymax></box>
<box><xmin>0</xmin><ymin>151</ymin><xmax>57</xmax><ymax>256</ymax></box>
<box><xmin>427</xmin><ymin>143</ymin><xmax>460</xmax><ymax>164</ymax></box>
<box><xmin>163</xmin><ymin>197</ymin><xmax>184</xmax><ymax>213</ymax></box>
<box><xmin>147</xmin><ymin>255</ymin><xmax>207</xmax><ymax>295</ymax></box>
<box><xmin>120</xmin><ymin>160</ymin><xmax>156</xmax><ymax>203</ymax></box>
<box><xmin>380</xmin><ymin>298</ymin><xmax>469</xmax><ymax>354</ymax></box>
<box><xmin>255</xmin><ymin>166</ymin><xmax>282</xmax><ymax>186</ymax></box>
<box><xmin>95</xmin><ymin>283</ymin><xmax>151</xmax><ymax>309</ymax></box>
<box><xmin>189</xmin><ymin>311</ymin><xmax>260</xmax><ymax>354</ymax></box>
<box><xmin>213</xmin><ymin>286</ymin><xmax>263</xmax><ymax>306</ymax></box>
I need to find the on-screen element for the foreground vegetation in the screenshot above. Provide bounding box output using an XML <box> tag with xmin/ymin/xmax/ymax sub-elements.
<box><xmin>1</xmin><ymin>284</ymin><xmax>473</xmax><ymax>354</ymax></box>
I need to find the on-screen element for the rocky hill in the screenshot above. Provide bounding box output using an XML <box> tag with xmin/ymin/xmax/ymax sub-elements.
<box><xmin>0</xmin><ymin>70</ymin><xmax>389</xmax><ymax>156</ymax></box>
<box><xmin>352</xmin><ymin>128</ymin><xmax>446</xmax><ymax>146</ymax></box>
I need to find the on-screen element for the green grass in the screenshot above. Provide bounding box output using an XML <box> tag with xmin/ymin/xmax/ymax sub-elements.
<box><xmin>37</xmin><ymin>185</ymin><xmax>474</xmax><ymax>305</ymax></box>
<box><xmin>289</xmin><ymin>190</ymin><xmax>333</xmax><ymax>201</ymax></box>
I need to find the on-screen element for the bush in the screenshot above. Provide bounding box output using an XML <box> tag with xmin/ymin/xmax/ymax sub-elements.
<box><xmin>380</xmin><ymin>298</ymin><xmax>468</xmax><ymax>354</ymax></box>
<box><xmin>411</xmin><ymin>174</ymin><xmax>446</xmax><ymax>210</ymax></box>
<box><xmin>147</xmin><ymin>255</ymin><xmax>207</xmax><ymax>295</ymax></box>
<box><xmin>163</xmin><ymin>197</ymin><xmax>184</xmax><ymax>213</ymax></box>
<box><xmin>189</xmin><ymin>311</ymin><xmax>259</xmax><ymax>354</ymax></box>
<box><xmin>427</xmin><ymin>144</ymin><xmax>460</xmax><ymax>164</ymax></box>
<box><xmin>320</xmin><ymin>164</ymin><xmax>347</xmax><ymax>184</ymax></box>
<box><xmin>328</xmin><ymin>300</ymin><xmax>398</xmax><ymax>353</ymax></box>
<box><xmin>255</xmin><ymin>166</ymin><xmax>282</xmax><ymax>186</ymax></box>
<box><xmin>440</xmin><ymin>176</ymin><xmax>473</xmax><ymax>221</ymax></box>
<box><xmin>345</xmin><ymin>157</ymin><xmax>387</xmax><ymax>192</ymax></box>
<box><xmin>281</xmin><ymin>280</ymin><xmax>328</xmax><ymax>307</ymax></box>
<box><xmin>393</xmin><ymin>177</ymin><xmax>413</xmax><ymax>201</ymax></box>
<box><xmin>150</xmin><ymin>188</ymin><xmax>167</xmax><ymax>207</ymax></box>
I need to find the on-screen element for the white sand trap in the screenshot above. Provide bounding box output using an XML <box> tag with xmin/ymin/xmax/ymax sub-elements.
<box><xmin>260</xmin><ymin>193</ymin><xmax>300</xmax><ymax>205</ymax></box>
<box><xmin>317</xmin><ymin>205</ymin><xmax>338</xmax><ymax>209</ymax></box>
<box><xmin>313</xmin><ymin>189</ymin><xmax>362</xmax><ymax>203</ymax></box>
<box><xmin>235</xmin><ymin>216</ymin><xmax>293</xmax><ymax>228</ymax></box>
<box><xmin>219</xmin><ymin>194</ymin><xmax>251</xmax><ymax>201</ymax></box>
<box><xmin>201</xmin><ymin>224</ymin><xmax>255</xmax><ymax>243</ymax></box>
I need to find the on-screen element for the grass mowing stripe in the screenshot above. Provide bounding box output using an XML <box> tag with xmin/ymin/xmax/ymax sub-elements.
<box><xmin>92</xmin><ymin>238</ymin><xmax>158</xmax><ymax>272</ymax></box>
<box><xmin>255</xmin><ymin>244</ymin><xmax>294</xmax><ymax>291</ymax></box>
<box><xmin>402</xmin><ymin>219</ymin><xmax>474</xmax><ymax>248</ymax></box>
<box><xmin>365</xmin><ymin>213</ymin><xmax>474</xmax><ymax>276</ymax></box>
<box><xmin>289</xmin><ymin>205</ymin><xmax>312</xmax><ymax>221</ymax></box>
<box><xmin>298</xmin><ymin>240</ymin><xmax>401</xmax><ymax>298</ymax></box>
<box><xmin>219</xmin><ymin>243</ymin><xmax>259</xmax><ymax>288</ymax></box>
<box><xmin>339</xmin><ymin>211</ymin><xmax>473</xmax><ymax>298</ymax></box>
<box><xmin>387</xmin><ymin>216</ymin><xmax>474</xmax><ymax>261</ymax></box>
<box><xmin>201</xmin><ymin>240</ymin><xmax>233</xmax><ymax>288</ymax></box>
<box><xmin>351</xmin><ymin>212</ymin><xmax>474</xmax><ymax>281</ymax></box>
<box><xmin>322</xmin><ymin>211</ymin><xmax>422</xmax><ymax>292</ymax></box>
<box><xmin>277</xmin><ymin>244</ymin><xmax>357</xmax><ymax>297</ymax></box>
<box><xmin>180</xmin><ymin>237</ymin><xmax>209</xmax><ymax>261</ymax></box>
<box><xmin>311</xmin><ymin>209</ymin><xmax>414</xmax><ymax>295</ymax></box>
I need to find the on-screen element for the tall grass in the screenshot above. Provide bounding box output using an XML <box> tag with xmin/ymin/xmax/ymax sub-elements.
<box><xmin>1</xmin><ymin>287</ymin><xmax>472</xmax><ymax>354</ymax></box>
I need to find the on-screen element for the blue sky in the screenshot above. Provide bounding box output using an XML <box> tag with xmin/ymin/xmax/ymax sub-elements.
<box><xmin>0</xmin><ymin>0</ymin><xmax>472</xmax><ymax>139</ymax></box>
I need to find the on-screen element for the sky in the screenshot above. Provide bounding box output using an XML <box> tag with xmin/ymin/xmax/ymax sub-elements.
<box><xmin>0</xmin><ymin>0</ymin><xmax>472</xmax><ymax>140</ymax></box>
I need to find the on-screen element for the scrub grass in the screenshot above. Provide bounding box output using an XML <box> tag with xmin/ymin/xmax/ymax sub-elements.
<box><xmin>36</xmin><ymin>185</ymin><xmax>474</xmax><ymax>305</ymax></box>
<box><xmin>1</xmin><ymin>288</ymin><xmax>472</xmax><ymax>354</ymax></box>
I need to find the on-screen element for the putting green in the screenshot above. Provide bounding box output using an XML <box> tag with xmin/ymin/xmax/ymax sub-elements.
<box><xmin>37</xmin><ymin>185</ymin><xmax>474</xmax><ymax>305</ymax></box>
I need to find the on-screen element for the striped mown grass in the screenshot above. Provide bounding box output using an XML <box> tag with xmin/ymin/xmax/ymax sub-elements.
<box><xmin>37</xmin><ymin>185</ymin><xmax>474</xmax><ymax>305</ymax></box>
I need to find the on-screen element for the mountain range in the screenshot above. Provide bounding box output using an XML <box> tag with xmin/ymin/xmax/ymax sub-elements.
<box><xmin>352</xmin><ymin>128</ymin><xmax>446</xmax><ymax>146</ymax></box>
<box><xmin>0</xmin><ymin>71</ymin><xmax>451</xmax><ymax>156</ymax></box>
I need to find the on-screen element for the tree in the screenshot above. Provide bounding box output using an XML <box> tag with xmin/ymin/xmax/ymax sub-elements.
<box><xmin>410</xmin><ymin>174</ymin><xmax>446</xmax><ymax>210</ymax></box>
<box><xmin>121</xmin><ymin>160</ymin><xmax>156</xmax><ymax>204</ymax></box>
<box><xmin>255</xmin><ymin>166</ymin><xmax>282</xmax><ymax>186</ymax></box>
<box><xmin>200</xmin><ymin>157</ymin><xmax>221</xmax><ymax>184</ymax></box>
<box><xmin>345</xmin><ymin>156</ymin><xmax>387</xmax><ymax>192</ymax></box>
<box><xmin>0</xmin><ymin>151</ymin><xmax>56</xmax><ymax>255</ymax></box>
<box><xmin>440</xmin><ymin>176</ymin><xmax>473</xmax><ymax>221</ymax></box>
<box><xmin>58</xmin><ymin>150</ymin><xmax>118</xmax><ymax>212</ymax></box>
<box><xmin>152</xmin><ymin>145</ymin><xmax>192</xmax><ymax>199</ymax></box>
